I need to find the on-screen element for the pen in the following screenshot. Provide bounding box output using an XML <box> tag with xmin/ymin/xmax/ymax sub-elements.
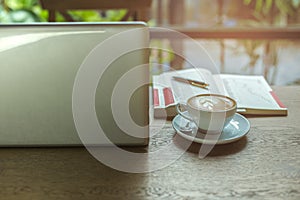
<box><xmin>172</xmin><ymin>76</ymin><xmax>209</xmax><ymax>89</ymax></box>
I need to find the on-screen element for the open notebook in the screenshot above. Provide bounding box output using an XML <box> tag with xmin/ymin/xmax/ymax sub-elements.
<box><xmin>153</xmin><ymin>68</ymin><xmax>287</xmax><ymax>118</ymax></box>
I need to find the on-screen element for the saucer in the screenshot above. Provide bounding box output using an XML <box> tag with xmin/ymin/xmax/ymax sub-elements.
<box><xmin>172</xmin><ymin>113</ymin><xmax>250</xmax><ymax>145</ymax></box>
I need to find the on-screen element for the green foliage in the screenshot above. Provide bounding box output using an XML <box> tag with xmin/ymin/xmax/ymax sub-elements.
<box><xmin>2</xmin><ymin>9</ymin><xmax>40</xmax><ymax>22</ymax></box>
<box><xmin>0</xmin><ymin>0</ymin><xmax>128</xmax><ymax>23</ymax></box>
<box><xmin>105</xmin><ymin>10</ymin><xmax>127</xmax><ymax>21</ymax></box>
<box><xmin>67</xmin><ymin>10</ymin><xmax>102</xmax><ymax>22</ymax></box>
<box><xmin>1</xmin><ymin>0</ymin><xmax>46</xmax><ymax>22</ymax></box>
<box><xmin>5</xmin><ymin>0</ymin><xmax>38</xmax><ymax>10</ymax></box>
<box><xmin>68</xmin><ymin>9</ymin><xmax>127</xmax><ymax>22</ymax></box>
<box><xmin>243</xmin><ymin>0</ymin><xmax>300</xmax><ymax>18</ymax></box>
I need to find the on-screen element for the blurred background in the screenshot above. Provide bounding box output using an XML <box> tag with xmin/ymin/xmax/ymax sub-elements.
<box><xmin>1</xmin><ymin>0</ymin><xmax>300</xmax><ymax>85</ymax></box>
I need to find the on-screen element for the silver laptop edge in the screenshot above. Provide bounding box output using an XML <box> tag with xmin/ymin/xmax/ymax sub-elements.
<box><xmin>0</xmin><ymin>22</ymin><xmax>149</xmax><ymax>146</ymax></box>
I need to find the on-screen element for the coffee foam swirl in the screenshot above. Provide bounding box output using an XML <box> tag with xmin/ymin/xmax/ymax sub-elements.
<box><xmin>189</xmin><ymin>95</ymin><xmax>235</xmax><ymax>111</ymax></box>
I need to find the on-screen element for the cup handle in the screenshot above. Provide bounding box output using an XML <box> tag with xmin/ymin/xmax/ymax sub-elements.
<box><xmin>176</xmin><ymin>103</ymin><xmax>193</xmax><ymax>121</ymax></box>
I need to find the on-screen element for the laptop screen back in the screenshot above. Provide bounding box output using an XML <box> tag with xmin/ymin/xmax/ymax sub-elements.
<box><xmin>0</xmin><ymin>23</ymin><xmax>149</xmax><ymax>146</ymax></box>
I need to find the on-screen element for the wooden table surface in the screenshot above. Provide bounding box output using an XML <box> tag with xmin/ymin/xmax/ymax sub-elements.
<box><xmin>0</xmin><ymin>86</ymin><xmax>299</xmax><ymax>200</ymax></box>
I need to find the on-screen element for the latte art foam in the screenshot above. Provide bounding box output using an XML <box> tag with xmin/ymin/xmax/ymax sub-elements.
<box><xmin>189</xmin><ymin>95</ymin><xmax>235</xmax><ymax>111</ymax></box>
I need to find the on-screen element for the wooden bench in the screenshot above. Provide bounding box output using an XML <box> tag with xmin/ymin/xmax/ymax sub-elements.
<box><xmin>40</xmin><ymin>0</ymin><xmax>152</xmax><ymax>22</ymax></box>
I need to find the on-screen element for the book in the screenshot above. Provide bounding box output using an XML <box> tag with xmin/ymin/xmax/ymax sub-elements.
<box><xmin>153</xmin><ymin>68</ymin><xmax>287</xmax><ymax>118</ymax></box>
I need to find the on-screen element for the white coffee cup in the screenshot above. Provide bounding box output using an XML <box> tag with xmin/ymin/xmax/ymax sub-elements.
<box><xmin>176</xmin><ymin>94</ymin><xmax>237</xmax><ymax>134</ymax></box>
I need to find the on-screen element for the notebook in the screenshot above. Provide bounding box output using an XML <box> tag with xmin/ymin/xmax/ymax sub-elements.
<box><xmin>0</xmin><ymin>22</ymin><xmax>149</xmax><ymax>146</ymax></box>
<box><xmin>153</xmin><ymin>68</ymin><xmax>287</xmax><ymax>118</ymax></box>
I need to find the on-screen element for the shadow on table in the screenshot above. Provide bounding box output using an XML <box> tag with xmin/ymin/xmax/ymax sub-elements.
<box><xmin>173</xmin><ymin>134</ymin><xmax>248</xmax><ymax>157</ymax></box>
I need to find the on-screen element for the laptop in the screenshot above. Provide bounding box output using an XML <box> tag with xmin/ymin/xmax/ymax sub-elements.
<box><xmin>0</xmin><ymin>22</ymin><xmax>149</xmax><ymax>146</ymax></box>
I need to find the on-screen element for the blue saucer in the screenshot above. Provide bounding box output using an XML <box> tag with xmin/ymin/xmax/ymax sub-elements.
<box><xmin>172</xmin><ymin>113</ymin><xmax>250</xmax><ymax>145</ymax></box>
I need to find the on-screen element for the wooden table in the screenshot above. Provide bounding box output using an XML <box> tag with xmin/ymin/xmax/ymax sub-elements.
<box><xmin>0</xmin><ymin>86</ymin><xmax>299</xmax><ymax>199</ymax></box>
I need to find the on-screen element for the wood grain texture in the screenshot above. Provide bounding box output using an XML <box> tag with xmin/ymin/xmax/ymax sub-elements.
<box><xmin>40</xmin><ymin>0</ymin><xmax>152</xmax><ymax>10</ymax></box>
<box><xmin>150</xmin><ymin>27</ymin><xmax>300</xmax><ymax>40</ymax></box>
<box><xmin>0</xmin><ymin>86</ymin><xmax>299</xmax><ymax>199</ymax></box>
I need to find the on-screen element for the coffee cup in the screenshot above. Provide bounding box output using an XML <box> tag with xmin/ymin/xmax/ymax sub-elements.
<box><xmin>176</xmin><ymin>94</ymin><xmax>237</xmax><ymax>134</ymax></box>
